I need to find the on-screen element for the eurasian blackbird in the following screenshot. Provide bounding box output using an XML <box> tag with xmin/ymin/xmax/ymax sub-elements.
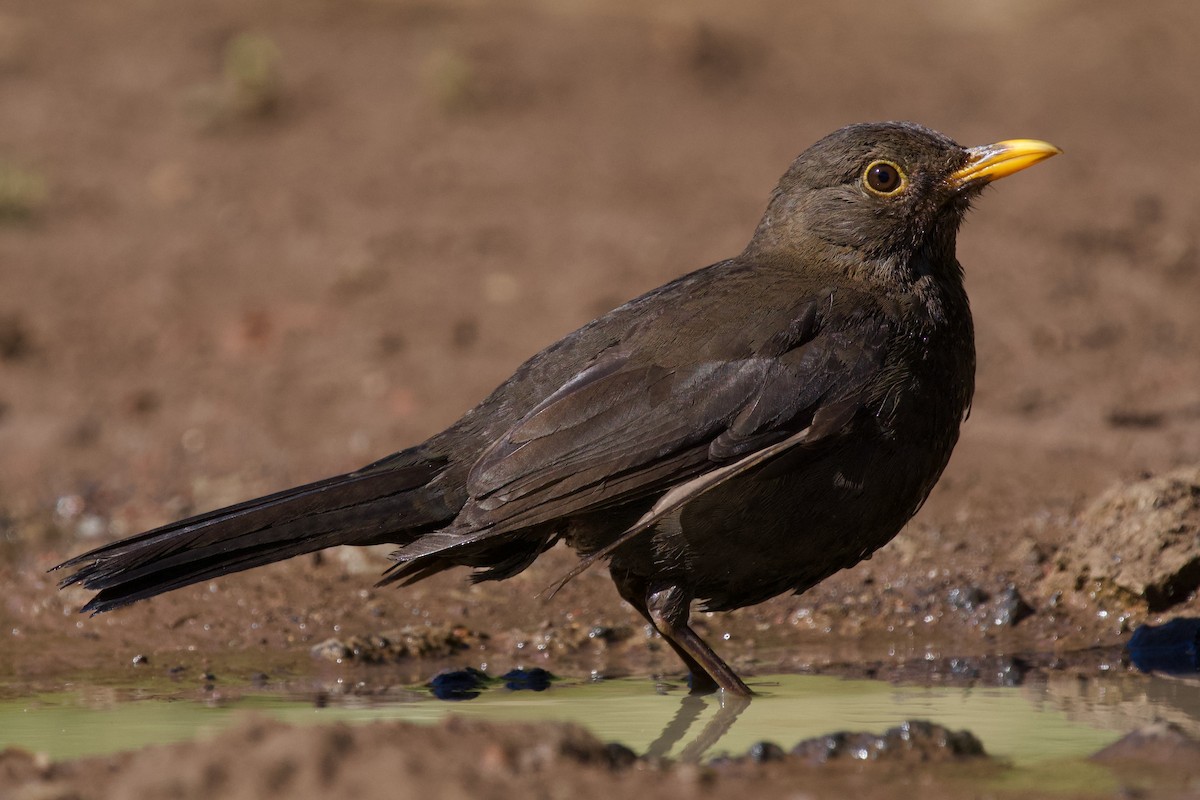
<box><xmin>55</xmin><ymin>122</ymin><xmax>1060</xmax><ymax>696</ymax></box>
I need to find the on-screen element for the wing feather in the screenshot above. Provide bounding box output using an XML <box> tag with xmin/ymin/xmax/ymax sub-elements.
<box><xmin>458</xmin><ymin>303</ymin><xmax>891</xmax><ymax>536</ymax></box>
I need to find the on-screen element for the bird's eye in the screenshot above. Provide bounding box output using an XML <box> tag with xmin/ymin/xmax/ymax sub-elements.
<box><xmin>863</xmin><ymin>161</ymin><xmax>906</xmax><ymax>196</ymax></box>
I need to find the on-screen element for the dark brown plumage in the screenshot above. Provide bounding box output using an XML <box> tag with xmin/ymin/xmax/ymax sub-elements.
<box><xmin>54</xmin><ymin>122</ymin><xmax>1059</xmax><ymax>696</ymax></box>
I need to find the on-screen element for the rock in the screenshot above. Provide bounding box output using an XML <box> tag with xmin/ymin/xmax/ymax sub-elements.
<box><xmin>1048</xmin><ymin>466</ymin><xmax>1200</xmax><ymax>611</ymax></box>
<box><xmin>1090</xmin><ymin>722</ymin><xmax>1200</xmax><ymax>767</ymax></box>
<box><xmin>429</xmin><ymin>667</ymin><xmax>490</xmax><ymax>700</ymax></box>
<box><xmin>990</xmin><ymin>585</ymin><xmax>1034</xmax><ymax>627</ymax></box>
<box><xmin>948</xmin><ymin>585</ymin><xmax>988</xmax><ymax>613</ymax></box>
<box><xmin>0</xmin><ymin>747</ymin><xmax>50</xmax><ymax>785</ymax></box>
<box><xmin>309</xmin><ymin>625</ymin><xmax>477</xmax><ymax>664</ymax></box>
<box><xmin>747</xmin><ymin>741</ymin><xmax>786</xmax><ymax>762</ymax></box>
<box><xmin>602</xmin><ymin>742</ymin><xmax>638</xmax><ymax>769</ymax></box>
<box><xmin>1127</xmin><ymin>618</ymin><xmax>1200</xmax><ymax>675</ymax></box>
<box><xmin>310</xmin><ymin>637</ymin><xmax>351</xmax><ymax>663</ymax></box>
<box><xmin>501</xmin><ymin>668</ymin><xmax>554</xmax><ymax>691</ymax></box>
<box><xmin>789</xmin><ymin>720</ymin><xmax>986</xmax><ymax>765</ymax></box>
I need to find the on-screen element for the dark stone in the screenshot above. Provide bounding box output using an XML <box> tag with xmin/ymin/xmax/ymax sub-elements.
<box><xmin>748</xmin><ymin>741</ymin><xmax>786</xmax><ymax>762</ymax></box>
<box><xmin>501</xmin><ymin>667</ymin><xmax>554</xmax><ymax>691</ymax></box>
<box><xmin>1128</xmin><ymin>617</ymin><xmax>1200</xmax><ymax>675</ymax></box>
<box><xmin>991</xmin><ymin>585</ymin><xmax>1034</xmax><ymax>627</ymax></box>
<box><xmin>948</xmin><ymin>585</ymin><xmax>988</xmax><ymax>612</ymax></box>
<box><xmin>603</xmin><ymin>742</ymin><xmax>638</xmax><ymax>769</ymax></box>
<box><xmin>429</xmin><ymin>667</ymin><xmax>490</xmax><ymax>701</ymax></box>
<box><xmin>790</xmin><ymin>720</ymin><xmax>986</xmax><ymax>765</ymax></box>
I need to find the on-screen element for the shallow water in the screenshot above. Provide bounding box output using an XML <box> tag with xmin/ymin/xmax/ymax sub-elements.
<box><xmin>5</xmin><ymin>668</ymin><xmax>1198</xmax><ymax>788</ymax></box>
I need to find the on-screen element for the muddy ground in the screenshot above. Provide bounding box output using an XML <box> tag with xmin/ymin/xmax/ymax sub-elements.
<box><xmin>3</xmin><ymin>0</ymin><xmax>1200</xmax><ymax>797</ymax></box>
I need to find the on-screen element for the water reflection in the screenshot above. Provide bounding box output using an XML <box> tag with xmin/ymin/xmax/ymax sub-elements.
<box><xmin>3</xmin><ymin>668</ymin><xmax>1198</xmax><ymax>766</ymax></box>
<box><xmin>645</xmin><ymin>693</ymin><xmax>750</xmax><ymax>761</ymax></box>
<box><xmin>1035</xmin><ymin>670</ymin><xmax>1200</xmax><ymax>739</ymax></box>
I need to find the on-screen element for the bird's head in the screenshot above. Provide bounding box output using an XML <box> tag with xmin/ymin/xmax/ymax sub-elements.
<box><xmin>750</xmin><ymin>121</ymin><xmax>1060</xmax><ymax>284</ymax></box>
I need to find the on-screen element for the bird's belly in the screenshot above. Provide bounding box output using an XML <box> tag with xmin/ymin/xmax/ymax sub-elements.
<box><xmin>651</xmin><ymin>430</ymin><xmax>956</xmax><ymax>612</ymax></box>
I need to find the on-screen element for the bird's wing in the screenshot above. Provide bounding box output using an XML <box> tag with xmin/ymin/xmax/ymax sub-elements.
<box><xmin>538</xmin><ymin>316</ymin><xmax>893</xmax><ymax>592</ymax></box>
<box><xmin>458</xmin><ymin>301</ymin><xmax>892</xmax><ymax>536</ymax></box>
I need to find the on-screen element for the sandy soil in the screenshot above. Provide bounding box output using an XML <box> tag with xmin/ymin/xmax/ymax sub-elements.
<box><xmin>3</xmin><ymin>0</ymin><xmax>1200</xmax><ymax>797</ymax></box>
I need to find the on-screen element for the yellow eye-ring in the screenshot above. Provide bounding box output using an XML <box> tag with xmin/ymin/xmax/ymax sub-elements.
<box><xmin>863</xmin><ymin>160</ymin><xmax>907</xmax><ymax>196</ymax></box>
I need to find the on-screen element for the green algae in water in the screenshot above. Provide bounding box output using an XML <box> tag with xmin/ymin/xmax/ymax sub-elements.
<box><xmin>0</xmin><ymin>674</ymin><xmax>1124</xmax><ymax>767</ymax></box>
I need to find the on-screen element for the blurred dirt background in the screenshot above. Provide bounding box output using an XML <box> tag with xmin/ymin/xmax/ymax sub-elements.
<box><xmin>3</xmin><ymin>0</ymin><xmax>1200</xmax><ymax>797</ymax></box>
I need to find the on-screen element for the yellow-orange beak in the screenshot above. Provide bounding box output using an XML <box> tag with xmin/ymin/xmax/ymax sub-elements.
<box><xmin>949</xmin><ymin>138</ymin><xmax>1062</xmax><ymax>188</ymax></box>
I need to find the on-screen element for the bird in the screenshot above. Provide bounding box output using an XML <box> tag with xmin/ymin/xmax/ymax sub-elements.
<box><xmin>54</xmin><ymin>122</ymin><xmax>1060</xmax><ymax>696</ymax></box>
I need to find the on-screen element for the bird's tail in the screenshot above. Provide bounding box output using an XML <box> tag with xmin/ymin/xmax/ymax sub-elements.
<box><xmin>53</xmin><ymin>456</ymin><xmax>453</xmax><ymax>614</ymax></box>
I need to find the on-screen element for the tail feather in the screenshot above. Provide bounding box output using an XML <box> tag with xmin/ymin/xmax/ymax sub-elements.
<box><xmin>76</xmin><ymin>532</ymin><xmax>352</xmax><ymax>613</ymax></box>
<box><xmin>54</xmin><ymin>456</ymin><xmax>454</xmax><ymax>614</ymax></box>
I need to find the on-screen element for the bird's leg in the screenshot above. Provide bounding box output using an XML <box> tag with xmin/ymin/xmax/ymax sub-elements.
<box><xmin>612</xmin><ymin>569</ymin><xmax>720</xmax><ymax>693</ymax></box>
<box><xmin>646</xmin><ymin>583</ymin><xmax>753</xmax><ymax>697</ymax></box>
